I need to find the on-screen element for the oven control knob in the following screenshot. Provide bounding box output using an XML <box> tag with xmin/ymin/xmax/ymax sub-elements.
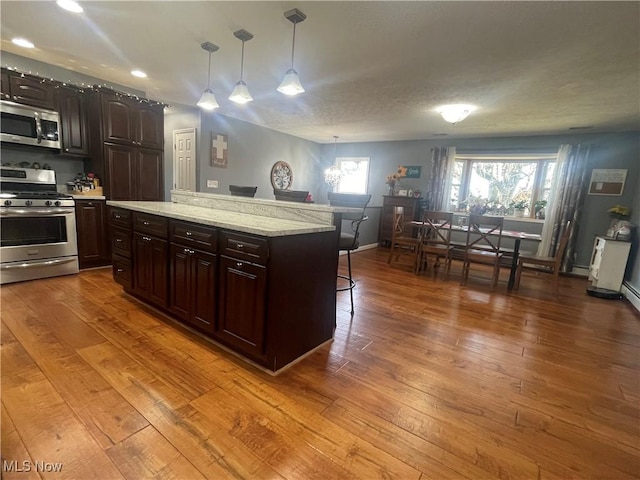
<box><xmin>45</xmin><ymin>200</ymin><xmax>53</xmax><ymax>206</ymax></box>
<box><xmin>3</xmin><ymin>200</ymin><xmax>11</xmax><ymax>206</ymax></box>
<box><xmin>54</xmin><ymin>200</ymin><xmax>62</xmax><ymax>206</ymax></box>
<box><xmin>25</xmin><ymin>200</ymin><xmax>33</xmax><ymax>206</ymax></box>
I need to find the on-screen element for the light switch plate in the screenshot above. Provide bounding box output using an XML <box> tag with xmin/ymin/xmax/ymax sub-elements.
<box><xmin>207</xmin><ymin>180</ymin><xmax>218</xmax><ymax>188</ymax></box>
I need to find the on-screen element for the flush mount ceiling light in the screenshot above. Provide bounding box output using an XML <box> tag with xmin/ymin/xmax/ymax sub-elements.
<box><xmin>12</xmin><ymin>38</ymin><xmax>34</xmax><ymax>49</ymax></box>
<box><xmin>229</xmin><ymin>29</ymin><xmax>254</xmax><ymax>104</ymax></box>
<box><xmin>131</xmin><ymin>70</ymin><xmax>147</xmax><ymax>78</ymax></box>
<box><xmin>324</xmin><ymin>136</ymin><xmax>344</xmax><ymax>188</ymax></box>
<box><xmin>436</xmin><ymin>104</ymin><xmax>477</xmax><ymax>124</ymax></box>
<box><xmin>57</xmin><ymin>0</ymin><xmax>83</xmax><ymax>13</ymax></box>
<box><xmin>277</xmin><ymin>8</ymin><xmax>307</xmax><ymax>96</ymax></box>
<box><xmin>197</xmin><ymin>41</ymin><xmax>220</xmax><ymax>111</ymax></box>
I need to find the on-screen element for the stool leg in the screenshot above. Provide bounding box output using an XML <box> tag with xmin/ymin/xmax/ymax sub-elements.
<box><xmin>347</xmin><ymin>250</ymin><xmax>354</xmax><ymax>314</ymax></box>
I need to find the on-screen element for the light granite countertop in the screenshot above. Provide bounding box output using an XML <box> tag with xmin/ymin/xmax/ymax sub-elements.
<box><xmin>107</xmin><ymin>201</ymin><xmax>338</xmax><ymax>237</ymax></box>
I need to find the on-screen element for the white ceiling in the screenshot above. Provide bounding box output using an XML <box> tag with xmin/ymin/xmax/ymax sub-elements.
<box><xmin>1</xmin><ymin>1</ymin><xmax>638</xmax><ymax>143</ymax></box>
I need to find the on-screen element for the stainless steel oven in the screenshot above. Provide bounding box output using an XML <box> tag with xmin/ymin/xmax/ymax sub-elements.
<box><xmin>0</xmin><ymin>167</ymin><xmax>78</xmax><ymax>284</ymax></box>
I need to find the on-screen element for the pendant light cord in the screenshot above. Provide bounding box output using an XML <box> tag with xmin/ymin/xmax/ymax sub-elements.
<box><xmin>240</xmin><ymin>41</ymin><xmax>245</xmax><ymax>81</ymax></box>
<box><xmin>290</xmin><ymin>22</ymin><xmax>297</xmax><ymax>68</ymax></box>
<box><xmin>206</xmin><ymin>52</ymin><xmax>212</xmax><ymax>89</ymax></box>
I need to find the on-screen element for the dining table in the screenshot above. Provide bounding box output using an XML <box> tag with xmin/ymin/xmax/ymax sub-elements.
<box><xmin>410</xmin><ymin>221</ymin><xmax>542</xmax><ymax>289</ymax></box>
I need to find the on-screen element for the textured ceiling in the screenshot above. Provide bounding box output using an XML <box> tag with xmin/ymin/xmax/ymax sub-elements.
<box><xmin>1</xmin><ymin>1</ymin><xmax>638</xmax><ymax>143</ymax></box>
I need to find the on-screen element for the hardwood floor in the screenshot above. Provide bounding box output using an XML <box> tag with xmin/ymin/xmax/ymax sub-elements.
<box><xmin>1</xmin><ymin>247</ymin><xmax>639</xmax><ymax>479</ymax></box>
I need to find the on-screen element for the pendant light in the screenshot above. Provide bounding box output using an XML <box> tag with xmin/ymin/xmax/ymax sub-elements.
<box><xmin>324</xmin><ymin>136</ymin><xmax>344</xmax><ymax>189</ymax></box>
<box><xmin>277</xmin><ymin>8</ymin><xmax>306</xmax><ymax>96</ymax></box>
<box><xmin>229</xmin><ymin>29</ymin><xmax>254</xmax><ymax>104</ymax></box>
<box><xmin>197</xmin><ymin>41</ymin><xmax>220</xmax><ymax>111</ymax></box>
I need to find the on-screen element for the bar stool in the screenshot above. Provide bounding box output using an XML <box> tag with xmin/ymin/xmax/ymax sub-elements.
<box><xmin>328</xmin><ymin>192</ymin><xmax>372</xmax><ymax>315</ymax></box>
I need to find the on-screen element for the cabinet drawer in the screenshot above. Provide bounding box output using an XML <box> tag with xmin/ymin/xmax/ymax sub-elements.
<box><xmin>170</xmin><ymin>220</ymin><xmax>217</xmax><ymax>253</ymax></box>
<box><xmin>112</xmin><ymin>254</ymin><xmax>132</xmax><ymax>289</ymax></box>
<box><xmin>133</xmin><ymin>212</ymin><xmax>168</xmax><ymax>238</ymax></box>
<box><xmin>111</xmin><ymin>227</ymin><xmax>132</xmax><ymax>258</ymax></box>
<box><xmin>109</xmin><ymin>207</ymin><xmax>132</xmax><ymax>228</ymax></box>
<box><xmin>220</xmin><ymin>231</ymin><xmax>268</xmax><ymax>265</ymax></box>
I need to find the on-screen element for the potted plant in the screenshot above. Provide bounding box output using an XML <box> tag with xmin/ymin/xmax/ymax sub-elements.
<box><xmin>534</xmin><ymin>200</ymin><xmax>547</xmax><ymax>219</ymax></box>
<box><xmin>510</xmin><ymin>199</ymin><xmax>528</xmax><ymax>218</ymax></box>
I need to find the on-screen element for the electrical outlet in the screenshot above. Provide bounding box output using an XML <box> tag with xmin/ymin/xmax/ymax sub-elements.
<box><xmin>207</xmin><ymin>180</ymin><xmax>218</xmax><ymax>188</ymax></box>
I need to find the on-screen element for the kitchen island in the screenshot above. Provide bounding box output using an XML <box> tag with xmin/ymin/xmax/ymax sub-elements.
<box><xmin>107</xmin><ymin>191</ymin><xmax>358</xmax><ymax>373</ymax></box>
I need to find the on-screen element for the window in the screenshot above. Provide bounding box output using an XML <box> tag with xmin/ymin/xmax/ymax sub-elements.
<box><xmin>450</xmin><ymin>153</ymin><xmax>556</xmax><ymax>218</ymax></box>
<box><xmin>336</xmin><ymin>157</ymin><xmax>370</xmax><ymax>194</ymax></box>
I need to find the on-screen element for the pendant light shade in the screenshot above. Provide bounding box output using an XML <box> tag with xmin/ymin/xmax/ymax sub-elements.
<box><xmin>197</xmin><ymin>41</ymin><xmax>220</xmax><ymax>111</ymax></box>
<box><xmin>278</xmin><ymin>8</ymin><xmax>306</xmax><ymax>96</ymax></box>
<box><xmin>229</xmin><ymin>29</ymin><xmax>254</xmax><ymax>104</ymax></box>
<box><xmin>277</xmin><ymin>68</ymin><xmax>304</xmax><ymax>96</ymax></box>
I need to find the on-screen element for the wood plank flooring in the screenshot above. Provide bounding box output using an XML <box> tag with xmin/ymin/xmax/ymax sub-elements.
<box><xmin>1</xmin><ymin>248</ymin><xmax>639</xmax><ymax>479</ymax></box>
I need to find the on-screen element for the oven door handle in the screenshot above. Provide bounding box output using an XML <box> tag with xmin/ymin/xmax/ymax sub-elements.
<box><xmin>0</xmin><ymin>257</ymin><xmax>77</xmax><ymax>270</ymax></box>
<box><xmin>0</xmin><ymin>208</ymin><xmax>75</xmax><ymax>216</ymax></box>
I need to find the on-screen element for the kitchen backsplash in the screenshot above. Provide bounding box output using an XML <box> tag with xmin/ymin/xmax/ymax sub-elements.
<box><xmin>1</xmin><ymin>144</ymin><xmax>85</xmax><ymax>186</ymax></box>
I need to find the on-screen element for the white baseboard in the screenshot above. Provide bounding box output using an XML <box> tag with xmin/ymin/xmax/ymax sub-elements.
<box><xmin>339</xmin><ymin>243</ymin><xmax>378</xmax><ymax>256</ymax></box>
<box><xmin>622</xmin><ymin>283</ymin><xmax>640</xmax><ymax>314</ymax></box>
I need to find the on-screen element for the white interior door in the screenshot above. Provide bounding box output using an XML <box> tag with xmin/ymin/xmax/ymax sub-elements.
<box><xmin>173</xmin><ymin>128</ymin><xmax>196</xmax><ymax>192</ymax></box>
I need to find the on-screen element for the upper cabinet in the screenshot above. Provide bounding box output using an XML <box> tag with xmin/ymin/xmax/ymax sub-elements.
<box><xmin>102</xmin><ymin>93</ymin><xmax>163</xmax><ymax>150</ymax></box>
<box><xmin>6</xmin><ymin>73</ymin><xmax>57</xmax><ymax>110</ymax></box>
<box><xmin>1</xmin><ymin>71</ymin><xmax>10</xmax><ymax>101</ymax></box>
<box><xmin>58</xmin><ymin>86</ymin><xmax>90</xmax><ymax>156</ymax></box>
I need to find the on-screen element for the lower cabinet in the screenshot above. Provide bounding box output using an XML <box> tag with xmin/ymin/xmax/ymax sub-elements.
<box><xmin>75</xmin><ymin>199</ymin><xmax>110</xmax><ymax>269</ymax></box>
<box><xmin>216</xmin><ymin>255</ymin><xmax>267</xmax><ymax>361</ymax></box>
<box><xmin>169</xmin><ymin>243</ymin><xmax>217</xmax><ymax>333</ymax></box>
<box><xmin>133</xmin><ymin>232</ymin><xmax>168</xmax><ymax>307</ymax></box>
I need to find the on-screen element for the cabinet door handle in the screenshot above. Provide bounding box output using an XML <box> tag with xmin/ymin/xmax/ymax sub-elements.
<box><xmin>189</xmin><ymin>249</ymin><xmax>195</xmax><ymax>254</ymax></box>
<box><xmin>236</xmin><ymin>262</ymin><xmax>243</xmax><ymax>268</ymax></box>
<box><xmin>115</xmin><ymin>214</ymin><xmax>121</xmax><ymax>219</ymax></box>
<box><xmin>116</xmin><ymin>268</ymin><xmax>124</xmax><ymax>273</ymax></box>
<box><xmin>143</xmin><ymin>221</ymin><xmax>150</xmax><ymax>226</ymax></box>
<box><xmin>142</xmin><ymin>236</ymin><xmax>151</xmax><ymax>242</ymax></box>
<box><xmin>115</xmin><ymin>238</ymin><xmax>123</xmax><ymax>243</ymax></box>
<box><xmin>183</xmin><ymin>248</ymin><xmax>190</xmax><ymax>254</ymax></box>
<box><xmin>185</xmin><ymin>231</ymin><xmax>192</xmax><ymax>236</ymax></box>
<box><xmin>236</xmin><ymin>243</ymin><xmax>244</xmax><ymax>249</ymax></box>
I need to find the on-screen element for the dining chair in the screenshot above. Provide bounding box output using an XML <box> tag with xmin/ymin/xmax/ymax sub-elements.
<box><xmin>328</xmin><ymin>192</ymin><xmax>372</xmax><ymax>315</ymax></box>
<box><xmin>418</xmin><ymin>210</ymin><xmax>454</xmax><ymax>278</ymax></box>
<box><xmin>273</xmin><ymin>188</ymin><xmax>309</xmax><ymax>202</ymax></box>
<box><xmin>514</xmin><ymin>221</ymin><xmax>571</xmax><ymax>290</ymax></box>
<box><xmin>461</xmin><ymin>215</ymin><xmax>504</xmax><ymax>290</ymax></box>
<box><xmin>387</xmin><ymin>206</ymin><xmax>421</xmax><ymax>273</ymax></box>
<box><xmin>229</xmin><ymin>185</ymin><xmax>257</xmax><ymax>197</ymax></box>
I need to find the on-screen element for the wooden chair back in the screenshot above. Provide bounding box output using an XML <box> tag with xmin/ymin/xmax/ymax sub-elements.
<box><xmin>465</xmin><ymin>215</ymin><xmax>504</xmax><ymax>253</ymax></box>
<box><xmin>421</xmin><ymin>210</ymin><xmax>453</xmax><ymax>247</ymax></box>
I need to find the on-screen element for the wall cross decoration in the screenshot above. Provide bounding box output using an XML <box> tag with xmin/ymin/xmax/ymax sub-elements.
<box><xmin>211</xmin><ymin>133</ymin><xmax>228</xmax><ymax>168</ymax></box>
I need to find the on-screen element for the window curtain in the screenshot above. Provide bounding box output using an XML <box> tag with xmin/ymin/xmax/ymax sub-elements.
<box><xmin>538</xmin><ymin>144</ymin><xmax>590</xmax><ymax>272</ymax></box>
<box><xmin>426</xmin><ymin>146</ymin><xmax>456</xmax><ymax>211</ymax></box>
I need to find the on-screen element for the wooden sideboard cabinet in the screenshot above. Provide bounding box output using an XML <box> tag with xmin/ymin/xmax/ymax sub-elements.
<box><xmin>379</xmin><ymin>195</ymin><xmax>423</xmax><ymax>246</ymax></box>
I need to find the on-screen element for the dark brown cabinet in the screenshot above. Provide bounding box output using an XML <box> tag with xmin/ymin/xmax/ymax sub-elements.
<box><xmin>1</xmin><ymin>71</ymin><xmax>10</xmax><ymax>100</ymax></box>
<box><xmin>105</xmin><ymin>143</ymin><xmax>163</xmax><ymax>201</ymax></box>
<box><xmin>89</xmin><ymin>91</ymin><xmax>164</xmax><ymax>202</ymax></box>
<box><xmin>101</xmin><ymin>93</ymin><xmax>163</xmax><ymax>150</ymax></box>
<box><xmin>109</xmin><ymin>207</ymin><xmax>133</xmax><ymax>289</ymax></box>
<box><xmin>169</xmin><ymin>243</ymin><xmax>217</xmax><ymax>332</ymax></box>
<box><xmin>75</xmin><ymin>199</ymin><xmax>110</xmax><ymax>269</ymax></box>
<box><xmin>7</xmin><ymin>73</ymin><xmax>57</xmax><ymax>110</ymax></box>
<box><xmin>379</xmin><ymin>195</ymin><xmax>423</xmax><ymax>246</ymax></box>
<box><xmin>59</xmin><ymin>87</ymin><xmax>90</xmax><ymax>156</ymax></box>
<box><xmin>133</xmin><ymin>233</ymin><xmax>168</xmax><ymax>308</ymax></box>
<box><xmin>217</xmin><ymin>254</ymin><xmax>267</xmax><ymax>360</ymax></box>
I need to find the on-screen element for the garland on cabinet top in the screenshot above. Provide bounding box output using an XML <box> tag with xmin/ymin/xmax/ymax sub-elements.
<box><xmin>1</xmin><ymin>65</ymin><xmax>167</xmax><ymax>107</ymax></box>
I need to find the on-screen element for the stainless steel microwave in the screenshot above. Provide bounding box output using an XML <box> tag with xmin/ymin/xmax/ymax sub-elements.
<box><xmin>0</xmin><ymin>101</ymin><xmax>60</xmax><ymax>149</ymax></box>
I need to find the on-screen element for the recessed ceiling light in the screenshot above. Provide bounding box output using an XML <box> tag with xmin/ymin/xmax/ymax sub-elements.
<box><xmin>12</xmin><ymin>38</ymin><xmax>35</xmax><ymax>49</ymax></box>
<box><xmin>131</xmin><ymin>70</ymin><xmax>147</xmax><ymax>78</ymax></box>
<box><xmin>57</xmin><ymin>0</ymin><xmax>83</xmax><ymax>13</ymax></box>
